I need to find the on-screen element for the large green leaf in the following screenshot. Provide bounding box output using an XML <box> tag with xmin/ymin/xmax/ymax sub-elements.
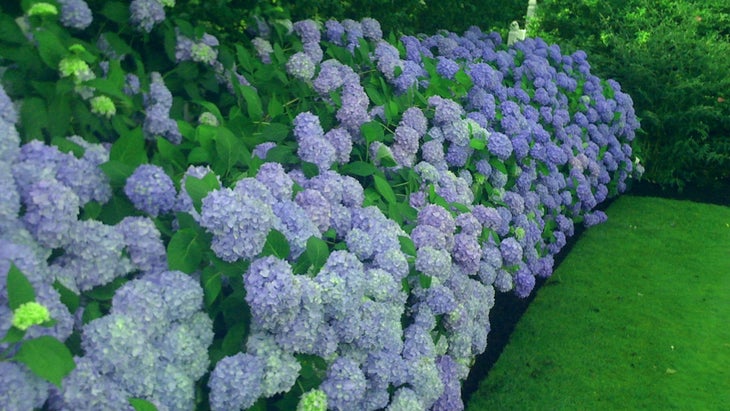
<box><xmin>13</xmin><ymin>336</ymin><xmax>76</xmax><ymax>387</ymax></box>
<box><xmin>184</xmin><ymin>172</ymin><xmax>220</xmax><ymax>214</ymax></box>
<box><xmin>6</xmin><ymin>263</ymin><xmax>35</xmax><ymax>310</ymax></box>
<box><xmin>109</xmin><ymin>128</ymin><xmax>147</xmax><ymax>167</ymax></box>
<box><xmin>373</xmin><ymin>174</ymin><xmax>397</xmax><ymax>204</ymax></box>
<box><xmin>305</xmin><ymin>237</ymin><xmax>330</xmax><ymax>275</ymax></box>
<box><xmin>260</xmin><ymin>229</ymin><xmax>291</xmax><ymax>260</ymax></box>
<box><xmin>167</xmin><ymin>228</ymin><xmax>205</xmax><ymax>273</ymax></box>
<box><xmin>129</xmin><ymin>398</ymin><xmax>158</xmax><ymax>411</ymax></box>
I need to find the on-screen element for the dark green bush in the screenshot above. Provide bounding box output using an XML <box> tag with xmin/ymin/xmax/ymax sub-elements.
<box><xmin>531</xmin><ymin>0</ymin><xmax>730</xmax><ymax>189</ymax></box>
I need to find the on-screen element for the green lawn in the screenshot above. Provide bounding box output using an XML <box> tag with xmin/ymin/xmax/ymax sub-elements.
<box><xmin>467</xmin><ymin>196</ymin><xmax>730</xmax><ymax>410</ymax></box>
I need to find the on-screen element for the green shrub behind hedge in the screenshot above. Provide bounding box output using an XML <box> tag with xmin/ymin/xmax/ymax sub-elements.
<box><xmin>531</xmin><ymin>0</ymin><xmax>730</xmax><ymax>189</ymax></box>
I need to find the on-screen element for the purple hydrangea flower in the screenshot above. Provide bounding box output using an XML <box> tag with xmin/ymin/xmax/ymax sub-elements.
<box><xmin>199</xmin><ymin>187</ymin><xmax>275</xmax><ymax>262</ymax></box>
<box><xmin>432</xmin><ymin>355</ymin><xmax>465</xmax><ymax>411</ymax></box>
<box><xmin>58</xmin><ymin>0</ymin><xmax>93</xmax><ymax>30</ymax></box>
<box><xmin>0</xmin><ymin>361</ymin><xmax>49</xmax><ymax>410</ymax></box>
<box><xmin>295</xmin><ymin>189</ymin><xmax>332</xmax><ymax>233</ymax></box>
<box><xmin>417</xmin><ymin>204</ymin><xmax>456</xmax><ymax>236</ymax></box>
<box><xmin>130</xmin><ymin>0</ymin><xmax>165</xmax><ymax>33</ymax></box>
<box><xmin>429</xmin><ymin>96</ymin><xmax>464</xmax><ymax>125</ymax></box>
<box><xmin>415</xmin><ymin>246</ymin><xmax>452</xmax><ymax>280</ymax></box>
<box><xmin>287</xmin><ymin>52</ymin><xmax>316</xmax><ymax>80</ymax></box>
<box><xmin>124</xmin><ymin>164</ymin><xmax>177</xmax><ymax>217</ymax></box>
<box><xmin>325</xmin><ymin>19</ymin><xmax>346</xmax><ymax>45</ymax></box>
<box><xmin>57</xmin><ymin>357</ymin><xmax>134</xmax><ymax>411</ymax></box>
<box><xmin>500</xmin><ymin>237</ymin><xmax>523</xmax><ymax>265</ymax></box>
<box><xmin>244</xmin><ymin>256</ymin><xmax>302</xmax><ymax>331</ymax></box>
<box><xmin>293</xmin><ymin>19</ymin><xmax>321</xmax><ymax>43</ymax></box>
<box><xmin>253</xmin><ymin>142</ymin><xmax>276</xmax><ymax>159</ymax></box>
<box><xmin>22</xmin><ymin>179</ymin><xmax>79</xmax><ymax>248</ymax></box>
<box><xmin>361</xmin><ymin>17</ymin><xmax>382</xmax><ymax>40</ymax></box>
<box><xmin>256</xmin><ymin>162</ymin><xmax>293</xmax><ymax>202</ymax></box>
<box><xmin>487</xmin><ymin>131</ymin><xmax>513</xmax><ymax>160</ymax></box>
<box><xmin>251</xmin><ymin>37</ymin><xmax>273</xmax><ymax>64</ymax></box>
<box><xmin>321</xmin><ymin>357</ymin><xmax>367</xmax><ymax>411</ymax></box>
<box><xmin>0</xmin><ymin>85</ymin><xmax>18</xmax><ymax>124</ymax></box>
<box><xmin>209</xmin><ymin>353</ymin><xmax>265</xmax><ymax>411</ymax></box>
<box><xmin>452</xmin><ymin>233</ymin><xmax>481</xmax><ymax>274</ymax></box>
<box><xmin>116</xmin><ymin>216</ymin><xmax>167</xmax><ymax>275</ymax></box>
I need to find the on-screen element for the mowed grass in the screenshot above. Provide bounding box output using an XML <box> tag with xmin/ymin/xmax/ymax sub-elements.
<box><xmin>467</xmin><ymin>196</ymin><xmax>730</xmax><ymax>410</ymax></box>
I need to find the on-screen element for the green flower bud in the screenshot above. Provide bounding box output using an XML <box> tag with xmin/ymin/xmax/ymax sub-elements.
<box><xmin>90</xmin><ymin>95</ymin><xmax>116</xmax><ymax>118</ymax></box>
<box><xmin>296</xmin><ymin>389</ymin><xmax>327</xmax><ymax>411</ymax></box>
<box><xmin>28</xmin><ymin>2</ymin><xmax>58</xmax><ymax>17</ymax></box>
<box><xmin>68</xmin><ymin>44</ymin><xmax>87</xmax><ymax>54</ymax></box>
<box><xmin>12</xmin><ymin>302</ymin><xmax>51</xmax><ymax>331</ymax></box>
<box><xmin>198</xmin><ymin>112</ymin><xmax>219</xmax><ymax>127</ymax></box>
<box><xmin>58</xmin><ymin>57</ymin><xmax>92</xmax><ymax>80</ymax></box>
<box><xmin>191</xmin><ymin>43</ymin><xmax>216</xmax><ymax>65</ymax></box>
<box><xmin>515</xmin><ymin>227</ymin><xmax>526</xmax><ymax>241</ymax></box>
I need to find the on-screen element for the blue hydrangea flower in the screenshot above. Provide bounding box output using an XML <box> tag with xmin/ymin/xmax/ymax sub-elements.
<box><xmin>287</xmin><ymin>52</ymin><xmax>316</xmax><ymax>81</ymax></box>
<box><xmin>432</xmin><ymin>355</ymin><xmax>465</xmax><ymax>411</ymax></box>
<box><xmin>325</xmin><ymin>19</ymin><xmax>346</xmax><ymax>45</ymax></box>
<box><xmin>295</xmin><ymin>189</ymin><xmax>331</xmax><ymax>233</ymax></box>
<box><xmin>487</xmin><ymin>131</ymin><xmax>513</xmax><ymax>160</ymax></box>
<box><xmin>130</xmin><ymin>0</ymin><xmax>166</xmax><ymax>32</ymax></box>
<box><xmin>199</xmin><ymin>187</ymin><xmax>275</xmax><ymax>262</ymax></box>
<box><xmin>0</xmin><ymin>85</ymin><xmax>18</xmax><ymax>125</ymax></box>
<box><xmin>116</xmin><ymin>216</ymin><xmax>167</xmax><ymax>275</ymax></box>
<box><xmin>320</xmin><ymin>357</ymin><xmax>367</xmax><ymax>411</ymax></box>
<box><xmin>361</xmin><ymin>17</ymin><xmax>382</xmax><ymax>40</ymax></box>
<box><xmin>251</xmin><ymin>37</ymin><xmax>274</xmax><ymax>63</ymax></box>
<box><xmin>58</xmin><ymin>0</ymin><xmax>92</xmax><ymax>29</ymax></box>
<box><xmin>294</xmin><ymin>19</ymin><xmax>321</xmax><ymax>43</ymax></box>
<box><xmin>417</xmin><ymin>204</ymin><xmax>456</xmax><ymax>236</ymax></box>
<box><xmin>416</xmin><ymin>246</ymin><xmax>452</xmax><ymax>281</ymax></box>
<box><xmin>314</xmin><ymin>60</ymin><xmax>345</xmax><ymax>95</ymax></box>
<box><xmin>429</xmin><ymin>96</ymin><xmax>464</xmax><ymax>125</ymax></box>
<box><xmin>500</xmin><ymin>237</ymin><xmax>523</xmax><ymax>266</ymax></box>
<box><xmin>124</xmin><ymin>164</ymin><xmax>177</xmax><ymax>217</ymax></box>
<box><xmin>452</xmin><ymin>233</ymin><xmax>481</xmax><ymax>274</ymax></box>
<box><xmin>209</xmin><ymin>353</ymin><xmax>265</xmax><ymax>411</ymax></box>
<box><xmin>244</xmin><ymin>256</ymin><xmax>302</xmax><ymax>331</ymax></box>
<box><xmin>57</xmin><ymin>357</ymin><xmax>135</xmax><ymax>411</ymax></box>
<box><xmin>0</xmin><ymin>361</ymin><xmax>50</xmax><ymax>410</ymax></box>
<box><xmin>247</xmin><ymin>331</ymin><xmax>302</xmax><ymax>396</ymax></box>
<box><xmin>387</xmin><ymin>387</ymin><xmax>424</xmax><ymax>411</ymax></box>
<box><xmin>22</xmin><ymin>178</ymin><xmax>79</xmax><ymax>248</ymax></box>
<box><xmin>272</xmin><ymin>200</ymin><xmax>320</xmax><ymax>259</ymax></box>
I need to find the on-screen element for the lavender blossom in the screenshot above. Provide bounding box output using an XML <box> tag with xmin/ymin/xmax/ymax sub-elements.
<box><xmin>320</xmin><ymin>357</ymin><xmax>367</xmax><ymax>411</ymax></box>
<box><xmin>130</xmin><ymin>0</ymin><xmax>166</xmax><ymax>33</ymax></box>
<box><xmin>209</xmin><ymin>353</ymin><xmax>265</xmax><ymax>411</ymax></box>
<box><xmin>124</xmin><ymin>164</ymin><xmax>177</xmax><ymax>217</ymax></box>
<box><xmin>58</xmin><ymin>0</ymin><xmax>93</xmax><ymax>30</ymax></box>
<box><xmin>287</xmin><ymin>52</ymin><xmax>316</xmax><ymax>81</ymax></box>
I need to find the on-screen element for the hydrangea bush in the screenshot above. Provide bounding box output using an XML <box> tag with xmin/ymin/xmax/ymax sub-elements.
<box><xmin>0</xmin><ymin>2</ymin><xmax>641</xmax><ymax>410</ymax></box>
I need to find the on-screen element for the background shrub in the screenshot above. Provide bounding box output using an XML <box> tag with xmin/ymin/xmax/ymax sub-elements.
<box><xmin>531</xmin><ymin>0</ymin><xmax>730</xmax><ymax>189</ymax></box>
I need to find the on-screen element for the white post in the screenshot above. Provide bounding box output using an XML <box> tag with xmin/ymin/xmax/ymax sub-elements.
<box><xmin>508</xmin><ymin>0</ymin><xmax>537</xmax><ymax>45</ymax></box>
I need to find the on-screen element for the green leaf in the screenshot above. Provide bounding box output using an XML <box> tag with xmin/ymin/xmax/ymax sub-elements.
<box><xmin>261</xmin><ymin>229</ymin><xmax>291</xmax><ymax>260</ymax></box>
<box><xmin>167</xmin><ymin>228</ymin><xmax>204</xmax><ymax>274</ymax></box>
<box><xmin>34</xmin><ymin>30</ymin><xmax>66</xmax><ymax>69</ymax></box>
<box><xmin>53</xmin><ymin>281</ymin><xmax>80</xmax><ymax>314</ymax></box>
<box><xmin>221</xmin><ymin>321</ymin><xmax>246</xmax><ymax>356</ymax></box>
<box><xmin>261</xmin><ymin>122</ymin><xmax>290</xmax><ymax>143</ymax></box>
<box><xmin>7</xmin><ymin>263</ymin><xmax>36</xmax><ymax>310</ymax></box>
<box><xmin>110</xmin><ymin>128</ymin><xmax>147</xmax><ymax>167</ymax></box>
<box><xmin>375</xmin><ymin>145</ymin><xmax>397</xmax><ymax>167</ymax></box>
<box><xmin>340</xmin><ymin>161</ymin><xmax>377</xmax><ymax>177</ymax></box>
<box><xmin>129</xmin><ymin>398</ymin><xmax>159</xmax><ymax>411</ymax></box>
<box><xmin>100</xmin><ymin>160</ymin><xmax>135</xmax><ymax>188</ymax></box>
<box><xmin>237</xmin><ymin>85</ymin><xmax>263</xmax><ymax>121</ymax></box>
<box><xmin>373</xmin><ymin>174</ymin><xmax>397</xmax><ymax>204</ymax></box>
<box><xmin>267</xmin><ymin>96</ymin><xmax>284</xmax><ymax>119</ymax></box>
<box><xmin>20</xmin><ymin>97</ymin><xmax>48</xmax><ymax>141</ymax></box>
<box><xmin>85</xmin><ymin>277</ymin><xmax>127</xmax><ymax>301</ymax></box>
<box><xmin>99</xmin><ymin>2</ymin><xmax>130</xmax><ymax>24</ymax></box>
<box><xmin>306</xmin><ymin>237</ymin><xmax>330</xmax><ymax>275</ymax></box>
<box><xmin>201</xmin><ymin>268</ymin><xmax>223</xmax><ymax>308</ymax></box>
<box><xmin>82</xmin><ymin>301</ymin><xmax>104</xmax><ymax>324</ymax></box>
<box><xmin>13</xmin><ymin>336</ymin><xmax>76</xmax><ymax>387</ymax></box>
<box><xmin>214</xmin><ymin>127</ymin><xmax>243</xmax><ymax>176</ymax></box>
<box><xmin>419</xmin><ymin>274</ymin><xmax>432</xmax><ymax>289</ymax></box>
<box><xmin>470</xmin><ymin>137</ymin><xmax>486</xmax><ymax>150</ymax></box>
<box><xmin>2</xmin><ymin>326</ymin><xmax>26</xmax><ymax>344</ymax></box>
<box><xmin>398</xmin><ymin>236</ymin><xmax>417</xmax><ymax>257</ymax></box>
<box><xmin>360</xmin><ymin>121</ymin><xmax>384</xmax><ymax>144</ymax></box>
<box><xmin>185</xmin><ymin>173</ymin><xmax>221</xmax><ymax>214</ymax></box>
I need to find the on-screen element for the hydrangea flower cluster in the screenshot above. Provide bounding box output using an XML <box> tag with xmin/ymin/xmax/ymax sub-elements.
<box><xmin>143</xmin><ymin>72</ymin><xmax>182</xmax><ymax>144</ymax></box>
<box><xmin>56</xmin><ymin>270</ymin><xmax>213</xmax><ymax>410</ymax></box>
<box><xmin>0</xmin><ymin>6</ymin><xmax>644</xmax><ymax>410</ymax></box>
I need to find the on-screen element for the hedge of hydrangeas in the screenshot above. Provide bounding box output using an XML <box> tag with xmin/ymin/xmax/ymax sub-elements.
<box><xmin>0</xmin><ymin>2</ymin><xmax>641</xmax><ymax>410</ymax></box>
